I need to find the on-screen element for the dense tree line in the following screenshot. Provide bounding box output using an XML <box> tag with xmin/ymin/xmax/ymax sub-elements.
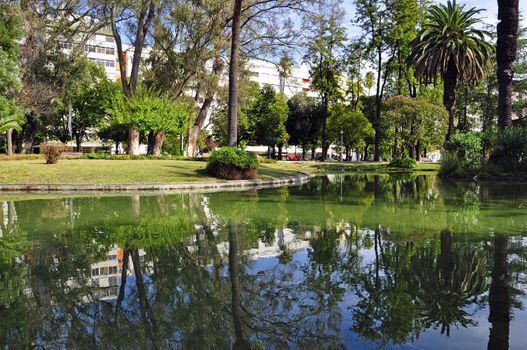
<box><xmin>0</xmin><ymin>0</ymin><xmax>524</xmax><ymax>165</ymax></box>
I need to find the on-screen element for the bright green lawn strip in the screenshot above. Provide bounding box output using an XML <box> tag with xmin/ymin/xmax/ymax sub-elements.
<box><xmin>0</xmin><ymin>159</ymin><xmax>301</xmax><ymax>185</ymax></box>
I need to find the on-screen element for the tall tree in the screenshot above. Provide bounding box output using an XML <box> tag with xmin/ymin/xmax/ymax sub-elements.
<box><xmin>225</xmin><ymin>0</ymin><xmax>325</xmax><ymax>147</ymax></box>
<box><xmin>109</xmin><ymin>0</ymin><xmax>158</xmax><ymax>155</ymax></box>
<box><xmin>0</xmin><ymin>2</ymin><xmax>25</xmax><ymax>155</ymax></box>
<box><xmin>227</xmin><ymin>0</ymin><xmax>243</xmax><ymax>147</ymax></box>
<box><xmin>496</xmin><ymin>0</ymin><xmax>520</xmax><ymax>129</ymax></box>
<box><xmin>247</xmin><ymin>85</ymin><xmax>289</xmax><ymax>158</ymax></box>
<box><xmin>409</xmin><ymin>0</ymin><xmax>493</xmax><ymax>141</ymax></box>
<box><xmin>355</xmin><ymin>0</ymin><xmax>395</xmax><ymax>161</ymax></box>
<box><xmin>304</xmin><ymin>2</ymin><xmax>347</xmax><ymax>160</ymax></box>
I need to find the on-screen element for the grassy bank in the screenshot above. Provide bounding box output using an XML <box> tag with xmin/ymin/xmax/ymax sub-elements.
<box><xmin>263</xmin><ymin>160</ymin><xmax>440</xmax><ymax>175</ymax></box>
<box><xmin>0</xmin><ymin>159</ymin><xmax>302</xmax><ymax>185</ymax></box>
<box><xmin>0</xmin><ymin>159</ymin><xmax>440</xmax><ymax>185</ymax></box>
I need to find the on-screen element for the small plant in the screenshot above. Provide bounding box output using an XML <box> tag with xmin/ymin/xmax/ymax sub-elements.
<box><xmin>40</xmin><ymin>141</ymin><xmax>66</xmax><ymax>164</ymax></box>
<box><xmin>206</xmin><ymin>147</ymin><xmax>259</xmax><ymax>180</ymax></box>
<box><xmin>389</xmin><ymin>156</ymin><xmax>417</xmax><ymax>169</ymax></box>
<box><xmin>438</xmin><ymin>151</ymin><xmax>460</xmax><ymax>177</ymax></box>
<box><xmin>447</xmin><ymin>131</ymin><xmax>482</xmax><ymax>172</ymax></box>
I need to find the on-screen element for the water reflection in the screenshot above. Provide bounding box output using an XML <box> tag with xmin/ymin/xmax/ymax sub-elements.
<box><xmin>0</xmin><ymin>175</ymin><xmax>527</xmax><ymax>349</ymax></box>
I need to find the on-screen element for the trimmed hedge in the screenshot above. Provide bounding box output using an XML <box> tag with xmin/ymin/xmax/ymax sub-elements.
<box><xmin>0</xmin><ymin>154</ymin><xmax>44</xmax><ymax>161</ymax></box>
<box><xmin>82</xmin><ymin>153</ymin><xmax>206</xmax><ymax>161</ymax></box>
<box><xmin>206</xmin><ymin>147</ymin><xmax>259</xmax><ymax>180</ymax></box>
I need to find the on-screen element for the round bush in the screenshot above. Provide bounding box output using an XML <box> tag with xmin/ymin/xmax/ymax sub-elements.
<box><xmin>389</xmin><ymin>156</ymin><xmax>417</xmax><ymax>169</ymax></box>
<box><xmin>40</xmin><ymin>141</ymin><xmax>66</xmax><ymax>164</ymax></box>
<box><xmin>206</xmin><ymin>147</ymin><xmax>259</xmax><ymax>180</ymax></box>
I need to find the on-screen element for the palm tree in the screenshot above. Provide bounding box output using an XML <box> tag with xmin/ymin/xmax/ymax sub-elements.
<box><xmin>0</xmin><ymin>114</ymin><xmax>24</xmax><ymax>155</ymax></box>
<box><xmin>496</xmin><ymin>0</ymin><xmax>519</xmax><ymax>129</ymax></box>
<box><xmin>409</xmin><ymin>0</ymin><xmax>494</xmax><ymax>140</ymax></box>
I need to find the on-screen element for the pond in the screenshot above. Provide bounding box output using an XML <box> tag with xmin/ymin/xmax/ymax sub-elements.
<box><xmin>0</xmin><ymin>174</ymin><xmax>526</xmax><ymax>349</ymax></box>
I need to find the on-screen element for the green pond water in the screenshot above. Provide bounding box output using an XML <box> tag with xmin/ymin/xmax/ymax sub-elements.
<box><xmin>0</xmin><ymin>174</ymin><xmax>526</xmax><ymax>349</ymax></box>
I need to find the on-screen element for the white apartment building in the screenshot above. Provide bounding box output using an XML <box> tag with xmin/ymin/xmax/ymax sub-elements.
<box><xmin>60</xmin><ymin>29</ymin><xmax>315</xmax><ymax>98</ymax></box>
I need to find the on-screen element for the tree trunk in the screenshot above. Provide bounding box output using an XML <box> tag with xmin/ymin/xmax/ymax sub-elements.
<box><xmin>497</xmin><ymin>0</ymin><xmax>519</xmax><ymax>130</ymax></box>
<box><xmin>443</xmin><ymin>58</ymin><xmax>459</xmax><ymax>141</ymax></box>
<box><xmin>488</xmin><ymin>234</ymin><xmax>510</xmax><ymax>350</ymax></box>
<box><xmin>115</xmin><ymin>141</ymin><xmax>120</xmax><ymax>155</ymax></box>
<box><xmin>374</xmin><ymin>48</ymin><xmax>383</xmax><ymax>162</ymax></box>
<box><xmin>409</xmin><ymin>144</ymin><xmax>415</xmax><ymax>159</ymax></box>
<box><xmin>227</xmin><ymin>0</ymin><xmax>243</xmax><ymax>147</ymax></box>
<box><xmin>229</xmin><ymin>220</ymin><xmax>251</xmax><ymax>350</ymax></box>
<box><xmin>301</xmin><ymin>143</ymin><xmax>306</xmax><ymax>160</ymax></box>
<box><xmin>128</xmin><ymin>127</ymin><xmax>140</xmax><ymax>155</ymax></box>
<box><xmin>415</xmin><ymin>141</ymin><xmax>421</xmax><ymax>161</ymax></box>
<box><xmin>6</xmin><ymin>129</ymin><xmax>13</xmax><ymax>156</ymax></box>
<box><xmin>321</xmin><ymin>96</ymin><xmax>328</xmax><ymax>161</ymax></box>
<box><xmin>187</xmin><ymin>56</ymin><xmax>225</xmax><ymax>156</ymax></box>
<box><xmin>278</xmin><ymin>145</ymin><xmax>283</xmax><ymax>160</ymax></box>
<box><xmin>75</xmin><ymin>133</ymin><xmax>82</xmax><ymax>152</ymax></box>
<box><xmin>147</xmin><ymin>131</ymin><xmax>155</xmax><ymax>155</ymax></box>
<box><xmin>311</xmin><ymin>145</ymin><xmax>316</xmax><ymax>160</ymax></box>
<box><xmin>153</xmin><ymin>130</ymin><xmax>164</xmax><ymax>157</ymax></box>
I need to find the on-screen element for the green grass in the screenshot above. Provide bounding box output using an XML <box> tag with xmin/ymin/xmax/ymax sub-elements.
<box><xmin>263</xmin><ymin>160</ymin><xmax>440</xmax><ymax>175</ymax></box>
<box><xmin>0</xmin><ymin>159</ymin><xmax>300</xmax><ymax>185</ymax></box>
<box><xmin>0</xmin><ymin>159</ymin><xmax>440</xmax><ymax>185</ymax></box>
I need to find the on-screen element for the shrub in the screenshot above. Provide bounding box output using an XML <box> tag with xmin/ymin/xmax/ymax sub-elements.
<box><xmin>489</xmin><ymin>128</ymin><xmax>527</xmax><ymax>173</ymax></box>
<box><xmin>206</xmin><ymin>147</ymin><xmax>259</xmax><ymax>180</ymax></box>
<box><xmin>40</xmin><ymin>141</ymin><xmax>66</xmax><ymax>164</ymax></box>
<box><xmin>446</xmin><ymin>131</ymin><xmax>482</xmax><ymax>173</ymax></box>
<box><xmin>389</xmin><ymin>156</ymin><xmax>417</xmax><ymax>169</ymax></box>
<box><xmin>81</xmin><ymin>153</ymin><xmax>206</xmax><ymax>161</ymax></box>
<box><xmin>0</xmin><ymin>154</ymin><xmax>44</xmax><ymax>161</ymax></box>
<box><xmin>438</xmin><ymin>151</ymin><xmax>460</xmax><ymax>177</ymax></box>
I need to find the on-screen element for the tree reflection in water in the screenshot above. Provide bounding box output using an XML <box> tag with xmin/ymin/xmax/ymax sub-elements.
<box><xmin>0</xmin><ymin>174</ymin><xmax>526</xmax><ymax>348</ymax></box>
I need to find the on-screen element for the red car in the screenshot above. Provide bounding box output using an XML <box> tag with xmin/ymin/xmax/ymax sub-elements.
<box><xmin>287</xmin><ymin>154</ymin><xmax>300</xmax><ymax>161</ymax></box>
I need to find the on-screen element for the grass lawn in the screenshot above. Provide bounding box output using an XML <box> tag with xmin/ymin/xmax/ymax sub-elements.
<box><xmin>263</xmin><ymin>160</ymin><xmax>441</xmax><ymax>175</ymax></box>
<box><xmin>0</xmin><ymin>159</ymin><xmax>301</xmax><ymax>185</ymax></box>
<box><xmin>0</xmin><ymin>159</ymin><xmax>440</xmax><ymax>185</ymax></box>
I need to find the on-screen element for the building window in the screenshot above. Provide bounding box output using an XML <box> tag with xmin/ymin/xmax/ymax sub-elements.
<box><xmin>91</xmin><ymin>268</ymin><xmax>99</xmax><ymax>276</ymax></box>
<box><xmin>109</xmin><ymin>266</ymin><xmax>118</xmax><ymax>274</ymax></box>
<box><xmin>303</xmin><ymin>88</ymin><xmax>310</xmax><ymax>93</ymax></box>
<box><xmin>303</xmin><ymin>78</ymin><xmax>310</xmax><ymax>83</ymax></box>
<box><xmin>90</xmin><ymin>58</ymin><xmax>115</xmax><ymax>68</ymax></box>
<box><xmin>105</xmin><ymin>36</ymin><xmax>114</xmax><ymax>43</ymax></box>
<box><xmin>108</xmin><ymin>276</ymin><xmax>118</xmax><ymax>286</ymax></box>
<box><xmin>108</xmin><ymin>254</ymin><xmax>117</xmax><ymax>261</ymax></box>
<box><xmin>59</xmin><ymin>42</ymin><xmax>73</xmax><ymax>50</ymax></box>
<box><xmin>85</xmin><ymin>45</ymin><xmax>96</xmax><ymax>53</ymax></box>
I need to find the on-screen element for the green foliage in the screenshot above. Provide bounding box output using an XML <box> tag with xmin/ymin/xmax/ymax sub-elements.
<box><xmin>109</xmin><ymin>87</ymin><xmax>192</xmax><ymax>135</ymax></box>
<box><xmin>442</xmin><ymin>131</ymin><xmax>482</xmax><ymax>175</ymax></box>
<box><xmin>207</xmin><ymin>147</ymin><xmax>258</xmax><ymax>170</ymax></box>
<box><xmin>383</xmin><ymin>96</ymin><xmax>448</xmax><ymax>157</ymax></box>
<box><xmin>438</xmin><ymin>151</ymin><xmax>461</xmax><ymax>177</ymax></box>
<box><xmin>305</xmin><ymin>4</ymin><xmax>347</xmax><ymax>104</ymax></box>
<box><xmin>40</xmin><ymin>141</ymin><xmax>66</xmax><ymax>164</ymax></box>
<box><xmin>285</xmin><ymin>93</ymin><xmax>322</xmax><ymax>153</ymax></box>
<box><xmin>0</xmin><ymin>2</ymin><xmax>25</xmax><ymax>133</ymax></box>
<box><xmin>389</xmin><ymin>157</ymin><xmax>417</xmax><ymax>169</ymax></box>
<box><xmin>409</xmin><ymin>1</ymin><xmax>494</xmax><ymax>85</ymax></box>
<box><xmin>489</xmin><ymin>128</ymin><xmax>527</xmax><ymax>172</ymax></box>
<box><xmin>327</xmin><ymin>104</ymin><xmax>374</xmax><ymax>152</ymax></box>
<box><xmin>247</xmin><ymin>85</ymin><xmax>289</xmax><ymax>149</ymax></box>
<box><xmin>81</xmin><ymin>153</ymin><xmax>205</xmax><ymax>161</ymax></box>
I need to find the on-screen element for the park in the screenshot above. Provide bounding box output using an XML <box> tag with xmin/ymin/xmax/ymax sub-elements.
<box><xmin>0</xmin><ymin>0</ymin><xmax>526</xmax><ymax>349</ymax></box>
